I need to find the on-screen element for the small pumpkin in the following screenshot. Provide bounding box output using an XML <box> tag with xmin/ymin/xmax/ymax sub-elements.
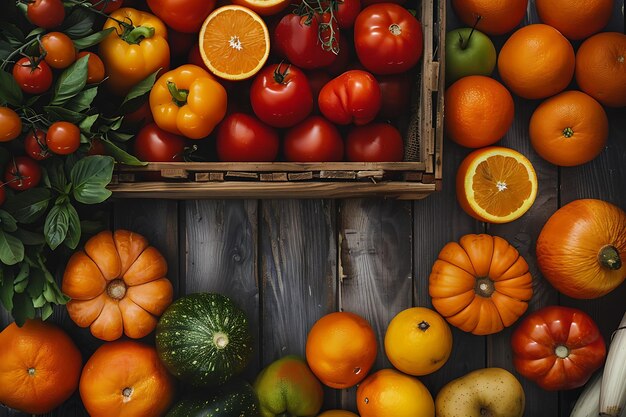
<box><xmin>62</xmin><ymin>229</ymin><xmax>174</xmax><ymax>341</ymax></box>
<box><xmin>429</xmin><ymin>234</ymin><xmax>533</xmax><ymax>335</ymax></box>
<box><xmin>536</xmin><ymin>199</ymin><xmax>626</xmax><ymax>299</ymax></box>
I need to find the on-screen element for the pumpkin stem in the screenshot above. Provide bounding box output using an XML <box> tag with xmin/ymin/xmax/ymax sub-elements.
<box><xmin>475</xmin><ymin>277</ymin><xmax>495</xmax><ymax>297</ymax></box>
<box><xmin>555</xmin><ymin>345</ymin><xmax>569</xmax><ymax>359</ymax></box>
<box><xmin>213</xmin><ymin>332</ymin><xmax>229</xmax><ymax>349</ymax></box>
<box><xmin>599</xmin><ymin>245</ymin><xmax>622</xmax><ymax>270</ymax></box>
<box><xmin>106</xmin><ymin>279</ymin><xmax>127</xmax><ymax>300</ymax></box>
<box><xmin>418</xmin><ymin>321</ymin><xmax>431</xmax><ymax>331</ymax></box>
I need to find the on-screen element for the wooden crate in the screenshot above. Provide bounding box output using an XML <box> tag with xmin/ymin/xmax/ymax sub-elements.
<box><xmin>109</xmin><ymin>0</ymin><xmax>446</xmax><ymax>200</ymax></box>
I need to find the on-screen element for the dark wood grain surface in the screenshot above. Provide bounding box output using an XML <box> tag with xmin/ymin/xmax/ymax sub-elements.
<box><xmin>1</xmin><ymin>1</ymin><xmax>625</xmax><ymax>416</ymax></box>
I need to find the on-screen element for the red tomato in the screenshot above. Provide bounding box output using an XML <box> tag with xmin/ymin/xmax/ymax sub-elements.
<box><xmin>89</xmin><ymin>0</ymin><xmax>123</xmax><ymax>12</ymax></box>
<box><xmin>4</xmin><ymin>157</ymin><xmax>42</xmax><ymax>191</ymax></box>
<box><xmin>187</xmin><ymin>43</ymin><xmax>210</xmax><ymax>73</ymax></box>
<box><xmin>88</xmin><ymin>138</ymin><xmax>107</xmax><ymax>156</ymax></box>
<box><xmin>346</xmin><ymin>123</ymin><xmax>404</xmax><ymax>162</ymax></box>
<box><xmin>40</xmin><ymin>32</ymin><xmax>76</xmax><ymax>69</ymax></box>
<box><xmin>124</xmin><ymin>101</ymin><xmax>154</xmax><ymax>126</ymax></box>
<box><xmin>274</xmin><ymin>13</ymin><xmax>338</xmax><ymax>70</ymax></box>
<box><xmin>0</xmin><ymin>187</ymin><xmax>5</xmax><ymax>206</ymax></box>
<box><xmin>147</xmin><ymin>0</ymin><xmax>216</xmax><ymax>33</ymax></box>
<box><xmin>511</xmin><ymin>306</ymin><xmax>606</xmax><ymax>391</ymax></box>
<box><xmin>12</xmin><ymin>57</ymin><xmax>53</xmax><ymax>95</ymax></box>
<box><xmin>216</xmin><ymin>113</ymin><xmax>279</xmax><ymax>162</ymax></box>
<box><xmin>77</xmin><ymin>52</ymin><xmax>106</xmax><ymax>84</ymax></box>
<box><xmin>284</xmin><ymin>116</ymin><xmax>344</xmax><ymax>162</ymax></box>
<box><xmin>327</xmin><ymin>32</ymin><xmax>353</xmax><ymax>76</ymax></box>
<box><xmin>377</xmin><ymin>71</ymin><xmax>413</xmax><ymax>120</ymax></box>
<box><xmin>46</xmin><ymin>122</ymin><xmax>81</xmax><ymax>155</ymax></box>
<box><xmin>361</xmin><ymin>0</ymin><xmax>405</xmax><ymax>6</ymax></box>
<box><xmin>318</xmin><ymin>70</ymin><xmax>381</xmax><ymax>125</ymax></box>
<box><xmin>134</xmin><ymin>123</ymin><xmax>186</xmax><ymax>162</ymax></box>
<box><xmin>306</xmin><ymin>71</ymin><xmax>332</xmax><ymax>114</ymax></box>
<box><xmin>24</xmin><ymin>130</ymin><xmax>51</xmax><ymax>160</ymax></box>
<box><xmin>27</xmin><ymin>0</ymin><xmax>65</xmax><ymax>29</ymax></box>
<box><xmin>250</xmin><ymin>63</ymin><xmax>313</xmax><ymax>128</ymax></box>
<box><xmin>354</xmin><ymin>4</ymin><xmax>423</xmax><ymax>74</ymax></box>
<box><xmin>335</xmin><ymin>0</ymin><xmax>361</xmax><ymax>28</ymax></box>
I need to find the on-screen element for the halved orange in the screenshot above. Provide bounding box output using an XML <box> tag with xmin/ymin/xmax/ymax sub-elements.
<box><xmin>456</xmin><ymin>147</ymin><xmax>537</xmax><ymax>224</ymax></box>
<box><xmin>231</xmin><ymin>0</ymin><xmax>291</xmax><ymax>16</ymax></box>
<box><xmin>198</xmin><ymin>5</ymin><xmax>270</xmax><ymax>80</ymax></box>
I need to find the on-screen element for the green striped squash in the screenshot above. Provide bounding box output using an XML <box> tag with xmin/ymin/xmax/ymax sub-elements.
<box><xmin>166</xmin><ymin>379</ymin><xmax>261</xmax><ymax>417</ymax></box>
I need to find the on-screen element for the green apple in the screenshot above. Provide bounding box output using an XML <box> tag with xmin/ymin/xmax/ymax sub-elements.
<box><xmin>436</xmin><ymin>367</ymin><xmax>525</xmax><ymax>417</ymax></box>
<box><xmin>445</xmin><ymin>27</ymin><xmax>497</xmax><ymax>85</ymax></box>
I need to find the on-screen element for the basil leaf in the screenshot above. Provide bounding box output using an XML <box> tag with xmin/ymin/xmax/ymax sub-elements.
<box><xmin>43</xmin><ymin>282</ymin><xmax>56</xmax><ymax>303</ymax></box>
<box><xmin>0</xmin><ymin>210</ymin><xmax>17</xmax><ymax>232</ymax></box>
<box><xmin>70</xmin><ymin>155</ymin><xmax>114</xmax><ymax>204</ymax></box>
<box><xmin>26</xmin><ymin>268</ymin><xmax>45</xmax><ymax>299</ymax></box>
<box><xmin>13</xmin><ymin>228</ymin><xmax>45</xmax><ymax>246</ymax></box>
<box><xmin>0</xmin><ymin>268</ymin><xmax>14</xmax><ymax>311</ymax></box>
<box><xmin>0</xmin><ymin>40</ymin><xmax>13</xmax><ymax>61</ymax></box>
<box><xmin>14</xmin><ymin>262</ymin><xmax>29</xmax><ymax>284</ymax></box>
<box><xmin>12</xmin><ymin>292</ymin><xmax>35</xmax><ymax>327</ymax></box>
<box><xmin>102</xmin><ymin>139</ymin><xmax>147</xmax><ymax>166</ymax></box>
<box><xmin>41</xmin><ymin>302</ymin><xmax>53</xmax><ymax>320</ymax></box>
<box><xmin>108</xmin><ymin>131</ymin><xmax>134</xmax><ymax>142</ymax></box>
<box><xmin>3</xmin><ymin>188</ymin><xmax>52</xmax><ymax>224</ymax></box>
<box><xmin>43</xmin><ymin>159</ymin><xmax>68</xmax><ymax>192</ymax></box>
<box><xmin>3</xmin><ymin>24</ymin><xmax>25</xmax><ymax>47</ymax></box>
<box><xmin>73</xmin><ymin>27</ymin><xmax>115</xmax><ymax>50</ymax></box>
<box><xmin>79</xmin><ymin>114</ymin><xmax>99</xmax><ymax>133</ymax></box>
<box><xmin>44</xmin><ymin>204</ymin><xmax>69</xmax><ymax>250</ymax></box>
<box><xmin>0</xmin><ymin>70</ymin><xmax>23</xmax><ymax>106</ymax></box>
<box><xmin>64</xmin><ymin>203</ymin><xmax>81</xmax><ymax>250</ymax></box>
<box><xmin>65</xmin><ymin>87</ymin><xmax>98</xmax><ymax>113</ymax></box>
<box><xmin>26</xmin><ymin>27</ymin><xmax>46</xmax><ymax>40</ymax></box>
<box><xmin>61</xmin><ymin>8</ymin><xmax>96</xmax><ymax>39</ymax></box>
<box><xmin>49</xmin><ymin>55</ymin><xmax>89</xmax><ymax>106</ymax></box>
<box><xmin>0</xmin><ymin>230</ymin><xmax>24</xmax><ymax>265</ymax></box>
<box><xmin>33</xmin><ymin>294</ymin><xmax>47</xmax><ymax>308</ymax></box>
<box><xmin>43</xmin><ymin>105</ymin><xmax>86</xmax><ymax>124</ymax></box>
<box><xmin>120</xmin><ymin>69</ymin><xmax>160</xmax><ymax>112</ymax></box>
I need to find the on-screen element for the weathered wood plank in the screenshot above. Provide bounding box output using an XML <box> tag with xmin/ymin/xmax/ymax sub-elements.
<box><xmin>339</xmin><ymin>199</ymin><xmax>413</xmax><ymax>411</ymax></box>
<box><xmin>260</xmin><ymin>200</ymin><xmax>338</xmax><ymax>408</ymax></box>
<box><xmin>182</xmin><ymin>200</ymin><xmax>260</xmax><ymax>378</ymax></box>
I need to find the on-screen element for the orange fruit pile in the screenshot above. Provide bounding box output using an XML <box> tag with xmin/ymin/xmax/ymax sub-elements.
<box><xmin>451</xmin><ymin>0</ymin><xmax>528</xmax><ymax>35</ymax></box>
<box><xmin>535</xmin><ymin>0</ymin><xmax>613</xmax><ymax>40</ymax></box>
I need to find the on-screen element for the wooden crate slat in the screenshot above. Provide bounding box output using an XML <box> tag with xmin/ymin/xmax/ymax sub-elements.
<box><xmin>115</xmin><ymin>161</ymin><xmax>428</xmax><ymax>172</ymax></box>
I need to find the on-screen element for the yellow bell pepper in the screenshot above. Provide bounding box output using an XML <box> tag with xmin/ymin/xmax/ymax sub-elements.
<box><xmin>99</xmin><ymin>8</ymin><xmax>170</xmax><ymax>96</ymax></box>
<box><xmin>149</xmin><ymin>64</ymin><xmax>227</xmax><ymax>139</ymax></box>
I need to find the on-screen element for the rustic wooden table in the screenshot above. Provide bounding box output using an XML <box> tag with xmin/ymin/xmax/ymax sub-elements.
<box><xmin>1</xmin><ymin>1</ymin><xmax>625</xmax><ymax>416</ymax></box>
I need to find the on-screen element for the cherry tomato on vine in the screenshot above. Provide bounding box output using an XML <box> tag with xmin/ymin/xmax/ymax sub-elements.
<box><xmin>40</xmin><ymin>32</ymin><xmax>76</xmax><ymax>69</ymax></box>
<box><xmin>76</xmin><ymin>52</ymin><xmax>106</xmax><ymax>84</ymax></box>
<box><xmin>250</xmin><ymin>63</ymin><xmax>313</xmax><ymax>128</ymax></box>
<box><xmin>274</xmin><ymin>12</ymin><xmax>339</xmax><ymax>70</ymax></box>
<box><xmin>133</xmin><ymin>123</ymin><xmax>186</xmax><ymax>162</ymax></box>
<box><xmin>26</xmin><ymin>0</ymin><xmax>65</xmax><ymax>29</ymax></box>
<box><xmin>217</xmin><ymin>113</ymin><xmax>279</xmax><ymax>162</ymax></box>
<box><xmin>4</xmin><ymin>157</ymin><xmax>42</xmax><ymax>191</ymax></box>
<box><xmin>318</xmin><ymin>69</ymin><xmax>381</xmax><ymax>125</ymax></box>
<box><xmin>354</xmin><ymin>3</ymin><xmax>423</xmax><ymax>74</ymax></box>
<box><xmin>284</xmin><ymin>116</ymin><xmax>344</xmax><ymax>162</ymax></box>
<box><xmin>46</xmin><ymin>122</ymin><xmax>81</xmax><ymax>155</ymax></box>
<box><xmin>0</xmin><ymin>107</ymin><xmax>22</xmax><ymax>142</ymax></box>
<box><xmin>89</xmin><ymin>0</ymin><xmax>123</xmax><ymax>13</ymax></box>
<box><xmin>346</xmin><ymin>123</ymin><xmax>404</xmax><ymax>162</ymax></box>
<box><xmin>12</xmin><ymin>57</ymin><xmax>53</xmax><ymax>94</ymax></box>
<box><xmin>24</xmin><ymin>130</ymin><xmax>51</xmax><ymax>160</ymax></box>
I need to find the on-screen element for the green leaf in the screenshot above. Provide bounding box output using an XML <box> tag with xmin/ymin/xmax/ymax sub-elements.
<box><xmin>14</xmin><ymin>262</ymin><xmax>29</xmax><ymax>283</ymax></box>
<box><xmin>3</xmin><ymin>188</ymin><xmax>52</xmax><ymax>224</ymax></box>
<box><xmin>0</xmin><ymin>210</ymin><xmax>17</xmax><ymax>232</ymax></box>
<box><xmin>70</xmin><ymin>155</ymin><xmax>114</xmax><ymax>204</ymax></box>
<box><xmin>120</xmin><ymin>69</ymin><xmax>160</xmax><ymax>112</ymax></box>
<box><xmin>26</xmin><ymin>27</ymin><xmax>46</xmax><ymax>40</ymax></box>
<box><xmin>43</xmin><ymin>282</ymin><xmax>56</xmax><ymax>303</ymax></box>
<box><xmin>102</xmin><ymin>139</ymin><xmax>147</xmax><ymax>166</ymax></box>
<box><xmin>64</xmin><ymin>203</ymin><xmax>81</xmax><ymax>250</ymax></box>
<box><xmin>0</xmin><ymin>41</ymin><xmax>13</xmax><ymax>62</ymax></box>
<box><xmin>41</xmin><ymin>302</ymin><xmax>53</xmax><ymax>320</ymax></box>
<box><xmin>44</xmin><ymin>204</ymin><xmax>69</xmax><ymax>250</ymax></box>
<box><xmin>0</xmin><ymin>268</ymin><xmax>14</xmax><ymax>311</ymax></box>
<box><xmin>73</xmin><ymin>27</ymin><xmax>115</xmax><ymax>50</ymax></box>
<box><xmin>0</xmin><ymin>70</ymin><xmax>24</xmax><ymax>106</ymax></box>
<box><xmin>61</xmin><ymin>8</ymin><xmax>96</xmax><ymax>39</ymax></box>
<box><xmin>13</xmin><ymin>229</ymin><xmax>45</xmax><ymax>245</ymax></box>
<box><xmin>50</xmin><ymin>55</ymin><xmax>89</xmax><ymax>106</ymax></box>
<box><xmin>44</xmin><ymin>159</ymin><xmax>68</xmax><ymax>192</ymax></box>
<box><xmin>27</xmin><ymin>268</ymin><xmax>45</xmax><ymax>299</ymax></box>
<box><xmin>66</xmin><ymin>87</ymin><xmax>98</xmax><ymax>113</ymax></box>
<box><xmin>0</xmin><ymin>230</ymin><xmax>24</xmax><ymax>265</ymax></box>
<box><xmin>43</xmin><ymin>105</ymin><xmax>85</xmax><ymax>124</ymax></box>
<box><xmin>33</xmin><ymin>293</ymin><xmax>46</xmax><ymax>308</ymax></box>
<box><xmin>3</xmin><ymin>24</ymin><xmax>25</xmax><ymax>47</ymax></box>
<box><xmin>14</xmin><ymin>277</ymin><xmax>28</xmax><ymax>293</ymax></box>
<box><xmin>12</xmin><ymin>292</ymin><xmax>35</xmax><ymax>327</ymax></box>
<box><xmin>79</xmin><ymin>113</ymin><xmax>99</xmax><ymax>133</ymax></box>
<box><xmin>108</xmin><ymin>131</ymin><xmax>134</xmax><ymax>142</ymax></box>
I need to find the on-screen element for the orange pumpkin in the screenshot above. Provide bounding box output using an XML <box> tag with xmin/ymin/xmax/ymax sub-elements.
<box><xmin>428</xmin><ymin>234</ymin><xmax>533</xmax><ymax>335</ymax></box>
<box><xmin>79</xmin><ymin>340</ymin><xmax>175</xmax><ymax>417</ymax></box>
<box><xmin>0</xmin><ymin>319</ymin><xmax>82</xmax><ymax>414</ymax></box>
<box><xmin>536</xmin><ymin>199</ymin><xmax>626</xmax><ymax>299</ymax></box>
<box><xmin>62</xmin><ymin>229</ymin><xmax>173</xmax><ymax>341</ymax></box>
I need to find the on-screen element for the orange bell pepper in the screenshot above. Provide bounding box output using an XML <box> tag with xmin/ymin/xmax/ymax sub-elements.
<box><xmin>149</xmin><ymin>64</ymin><xmax>227</xmax><ymax>139</ymax></box>
<box><xmin>99</xmin><ymin>8</ymin><xmax>170</xmax><ymax>96</ymax></box>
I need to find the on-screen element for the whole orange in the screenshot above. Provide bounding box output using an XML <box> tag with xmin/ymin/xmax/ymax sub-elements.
<box><xmin>0</xmin><ymin>319</ymin><xmax>82</xmax><ymax>414</ymax></box>
<box><xmin>305</xmin><ymin>311</ymin><xmax>377</xmax><ymax>389</ymax></box>
<box><xmin>356</xmin><ymin>369</ymin><xmax>435</xmax><ymax>417</ymax></box>
<box><xmin>451</xmin><ymin>0</ymin><xmax>528</xmax><ymax>35</ymax></box>
<box><xmin>576</xmin><ymin>32</ymin><xmax>626</xmax><ymax>108</ymax></box>
<box><xmin>444</xmin><ymin>75</ymin><xmax>514</xmax><ymax>148</ymax></box>
<box><xmin>384</xmin><ymin>307</ymin><xmax>453</xmax><ymax>376</ymax></box>
<box><xmin>79</xmin><ymin>340</ymin><xmax>175</xmax><ymax>417</ymax></box>
<box><xmin>530</xmin><ymin>90</ymin><xmax>608</xmax><ymax>166</ymax></box>
<box><xmin>498</xmin><ymin>24</ymin><xmax>575</xmax><ymax>100</ymax></box>
<box><xmin>535</xmin><ymin>0</ymin><xmax>612</xmax><ymax>40</ymax></box>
